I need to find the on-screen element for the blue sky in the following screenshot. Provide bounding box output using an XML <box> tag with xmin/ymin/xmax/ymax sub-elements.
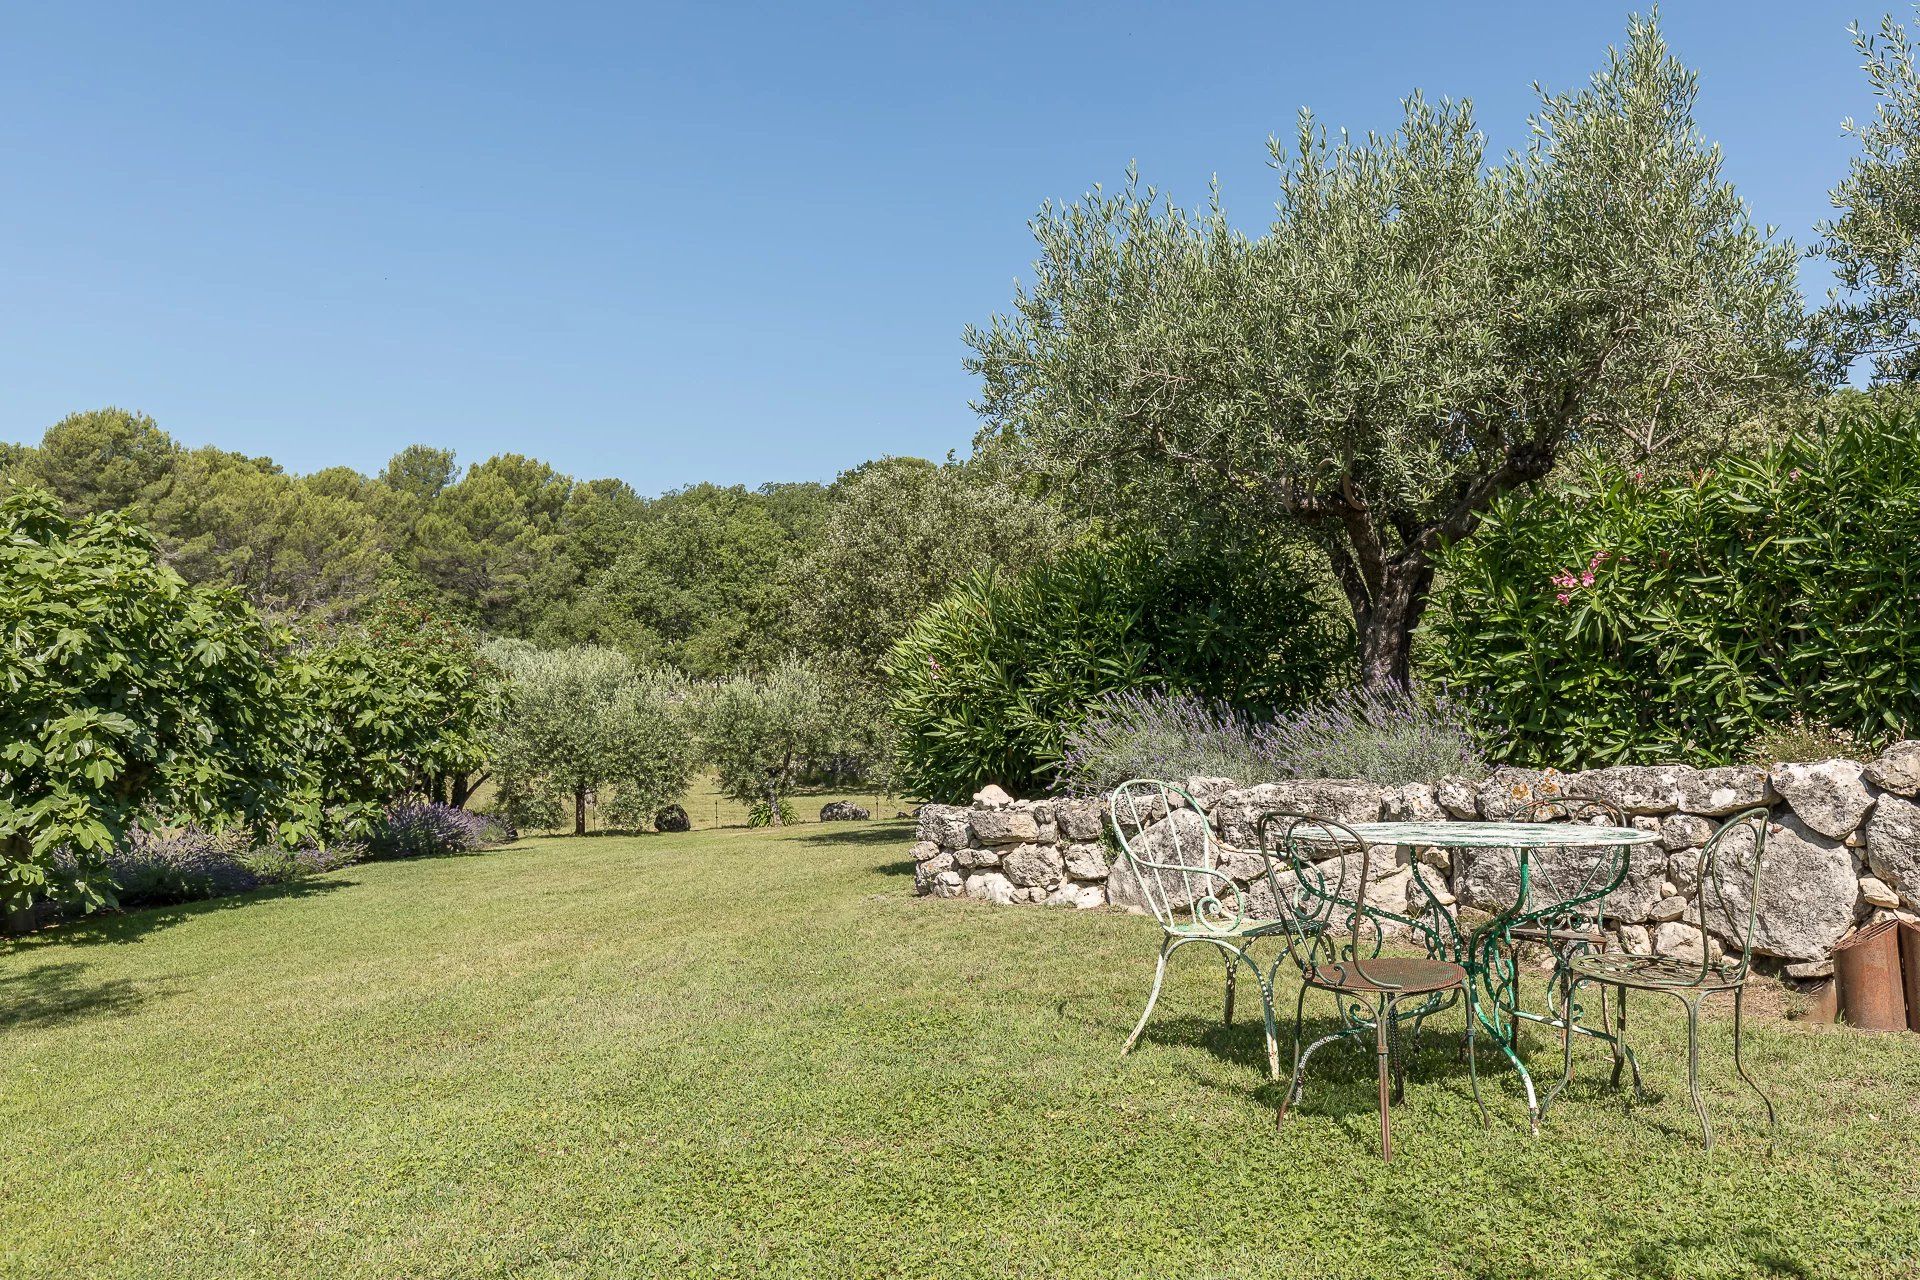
<box><xmin>0</xmin><ymin>2</ymin><xmax>1886</xmax><ymax>492</ymax></box>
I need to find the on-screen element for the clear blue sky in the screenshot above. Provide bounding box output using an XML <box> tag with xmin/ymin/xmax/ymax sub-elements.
<box><xmin>0</xmin><ymin>2</ymin><xmax>1884</xmax><ymax>493</ymax></box>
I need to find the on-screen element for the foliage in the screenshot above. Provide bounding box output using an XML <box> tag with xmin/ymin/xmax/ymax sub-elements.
<box><xmin>487</xmin><ymin>643</ymin><xmax>696</xmax><ymax>834</ymax></box>
<box><xmin>1256</xmin><ymin>683</ymin><xmax>1492</xmax><ymax>785</ymax></box>
<box><xmin>1427</xmin><ymin>408</ymin><xmax>1920</xmax><ymax>766</ymax></box>
<box><xmin>49</xmin><ymin>826</ymin><xmax>362</xmax><ymax>909</ymax></box>
<box><xmin>1740</xmin><ymin>713</ymin><xmax>1868</xmax><ymax>768</ymax></box>
<box><xmin>3</xmin><ymin>824</ymin><xmax>1916</xmax><ymax>1278</ymax></box>
<box><xmin>294</xmin><ymin>592</ymin><xmax>501</xmax><ymax>836</ymax></box>
<box><xmin>1056</xmin><ymin>690</ymin><xmax>1269</xmax><ymax>797</ymax></box>
<box><xmin>886</xmin><ymin>537</ymin><xmax>1348</xmax><ymax>801</ymax></box>
<box><xmin>967</xmin><ymin>16</ymin><xmax>1812</xmax><ymax>687</ymax></box>
<box><xmin>363</xmin><ymin>801</ymin><xmax>494</xmax><ymax>860</ymax></box>
<box><xmin>698</xmin><ymin>658</ymin><xmax>834</xmax><ymax>825</ymax></box>
<box><xmin>1817</xmin><ymin>7</ymin><xmax>1920</xmax><ymax>381</ymax></box>
<box><xmin>0</xmin><ymin>489</ymin><xmax>310</xmax><ymax>911</ymax></box>
<box><xmin>17</xmin><ymin>407</ymin><xmax>179</xmax><ymax>516</ymax></box>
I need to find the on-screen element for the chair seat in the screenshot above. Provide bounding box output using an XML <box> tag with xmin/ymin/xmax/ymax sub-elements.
<box><xmin>1168</xmin><ymin>917</ymin><xmax>1296</xmax><ymax>939</ymax></box>
<box><xmin>1569</xmin><ymin>951</ymin><xmax>1744</xmax><ymax>990</ymax></box>
<box><xmin>1305</xmin><ymin>956</ymin><xmax>1466</xmax><ymax>994</ymax></box>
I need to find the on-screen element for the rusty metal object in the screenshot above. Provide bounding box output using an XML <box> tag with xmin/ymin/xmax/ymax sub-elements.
<box><xmin>1798</xmin><ymin>977</ymin><xmax>1838</xmax><ymax>1025</ymax></box>
<box><xmin>1900</xmin><ymin>922</ymin><xmax>1920</xmax><ymax>1034</ymax></box>
<box><xmin>1835</xmin><ymin>919</ymin><xmax>1907</xmax><ymax>1032</ymax></box>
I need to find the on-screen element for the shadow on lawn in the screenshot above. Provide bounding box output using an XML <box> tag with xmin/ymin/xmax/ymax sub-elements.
<box><xmin>1</xmin><ymin>875</ymin><xmax>356</xmax><ymax>953</ymax></box>
<box><xmin>0</xmin><ymin>960</ymin><xmax>166</xmax><ymax>1030</ymax></box>
<box><xmin>788</xmin><ymin>822</ymin><xmax>914</xmax><ymax>848</ymax></box>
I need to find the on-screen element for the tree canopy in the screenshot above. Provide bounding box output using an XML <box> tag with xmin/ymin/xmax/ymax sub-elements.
<box><xmin>967</xmin><ymin>16</ymin><xmax>1812</xmax><ymax>685</ymax></box>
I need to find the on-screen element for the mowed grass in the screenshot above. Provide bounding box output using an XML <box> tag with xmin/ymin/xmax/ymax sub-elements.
<box><xmin>2</xmin><ymin>822</ymin><xmax>1917</xmax><ymax>1279</ymax></box>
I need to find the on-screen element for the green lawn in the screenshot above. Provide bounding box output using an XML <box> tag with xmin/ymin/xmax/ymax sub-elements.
<box><xmin>2</xmin><ymin>822</ymin><xmax>1917</xmax><ymax>1279</ymax></box>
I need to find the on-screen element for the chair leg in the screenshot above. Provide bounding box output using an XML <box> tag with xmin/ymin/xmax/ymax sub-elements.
<box><xmin>1376</xmin><ymin>995</ymin><xmax>1396</xmax><ymax>1161</ymax></box>
<box><xmin>1121</xmin><ymin>937</ymin><xmax>1172</xmax><ymax>1058</ymax></box>
<box><xmin>1222</xmin><ymin>953</ymin><xmax>1236</xmax><ymax>1026</ymax></box>
<box><xmin>1541</xmin><ymin>975</ymin><xmax>1593</xmax><ymax>1118</ymax></box>
<box><xmin>1276</xmin><ymin>981</ymin><xmax>1311</xmax><ymax>1124</ymax></box>
<box><xmin>1612</xmin><ymin>984</ymin><xmax>1645</xmax><ymax>1101</ymax></box>
<box><xmin>1681</xmin><ymin>993</ymin><xmax>1713</xmax><ymax>1151</ymax></box>
<box><xmin>1465</xmin><ymin>987</ymin><xmax>1490</xmax><ymax>1130</ymax></box>
<box><xmin>1732</xmin><ymin>986</ymin><xmax>1777</xmax><ymax>1141</ymax></box>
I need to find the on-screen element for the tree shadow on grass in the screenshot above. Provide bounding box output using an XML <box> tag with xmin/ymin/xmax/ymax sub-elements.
<box><xmin>2</xmin><ymin>875</ymin><xmax>357</xmax><ymax>952</ymax></box>
<box><xmin>787</xmin><ymin>823</ymin><xmax>915</xmax><ymax>848</ymax></box>
<box><xmin>0</xmin><ymin>960</ymin><xmax>163</xmax><ymax>1030</ymax></box>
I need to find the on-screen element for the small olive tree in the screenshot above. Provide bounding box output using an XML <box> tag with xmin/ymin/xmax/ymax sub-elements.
<box><xmin>698</xmin><ymin>659</ymin><xmax>832</xmax><ymax>826</ymax></box>
<box><xmin>968</xmin><ymin>16</ymin><xmax>1812</xmax><ymax>687</ymax></box>
<box><xmin>487</xmin><ymin>643</ymin><xmax>695</xmax><ymax>835</ymax></box>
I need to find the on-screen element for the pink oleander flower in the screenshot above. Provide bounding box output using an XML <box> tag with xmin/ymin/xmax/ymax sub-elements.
<box><xmin>1555</xmin><ymin>592</ymin><xmax>1571</xmax><ymax>606</ymax></box>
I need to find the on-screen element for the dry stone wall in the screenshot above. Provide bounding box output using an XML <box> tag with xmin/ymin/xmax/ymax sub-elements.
<box><xmin>909</xmin><ymin>745</ymin><xmax>1920</xmax><ymax>971</ymax></box>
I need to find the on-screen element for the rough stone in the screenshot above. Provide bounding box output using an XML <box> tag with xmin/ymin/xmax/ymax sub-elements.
<box><xmin>1435</xmin><ymin>776</ymin><xmax>1480</xmax><ymax>820</ymax></box>
<box><xmin>1566</xmin><ymin>764</ymin><xmax>1695</xmax><ymax>815</ymax></box>
<box><xmin>929</xmin><ymin>869</ymin><xmax>964</xmax><ymax>898</ymax></box>
<box><xmin>1864</xmin><ymin>740</ymin><xmax>1920</xmax><ymax>798</ymax></box>
<box><xmin>1002</xmin><ymin>843</ymin><xmax>1065</xmax><ymax>889</ymax></box>
<box><xmin>1618</xmin><ymin>923</ymin><xmax>1652</xmax><ymax>955</ymax></box>
<box><xmin>1476</xmin><ymin>767</ymin><xmax>1568</xmax><ymax>821</ymax></box>
<box><xmin>1054</xmin><ymin>799</ymin><xmax>1106</xmax><ymax>843</ymax></box>
<box><xmin>1046</xmin><ymin>881</ymin><xmax>1105</xmax><ymax>909</ymax></box>
<box><xmin>1034</xmin><ymin>820</ymin><xmax>1058</xmax><ymax>845</ymax></box>
<box><xmin>1860</xmin><ymin>875</ymin><xmax>1901</xmax><ymax>909</ymax></box>
<box><xmin>952</xmin><ymin>846</ymin><xmax>1001</xmax><ymax>870</ymax></box>
<box><xmin>1454</xmin><ymin>841</ymin><xmax>1662</xmax><ymax>921</ymax></box>
<box><xmin>1864</xmin><ymin>792</ymin><xmax>1920</xmax><ymax>906</ymax></box>
<box><xmin>969</xmin><ymin>809</ymin><xmax>1040</xmax><ymax>846</ymax></box>
<box><xmin>915</xmin><ymin>804</ymin><xmax>973</xmax><ymax>849</ymax></box>
<box><xmin>964</xmin><ymin>870</ymin><xmax>1015</xmax><ymax>904</ymax></box>
<box><xmin>654</xmin><ymin>804</ymin><xmax>690</xmax><ymax>833</ymax></box>
<box><xmin>819</xmin><ymin>801</ymin><xmax>870</xmax><ymax>822</ymax></box>
<box><xmin>1768</xmin><ymin>759</ymin><xmax>1875</xmax><ymax>840</ymax></box>
<box><xmin>909</xmin><ymin>840</ymin><xmax>942</xmax><ymax>863</ymax></box>
<box><xmin>1674</xmin><ymin>765</ymin><xmax>1773</xmax><ymax>816</ymax></box>
<box><xmin>1028</xmin><ymin>800</ymin><xmax>1055</xmax><ymax>825</ymax></box>
<box><xmin>1184</xmin><ymin>776</ymin><xmax>1238</xmax><ymax>810</ymax></box>
<box><xmin>912</xmin><ymin>851</ymin><xmax>955</xmax><ymax>894</ymax></box>
<box><xmin>1649</xmin><ymin>895</ymin><xmax>1688</xmax><ymax>923</ymax></box>
<box><xmin>1105</xmin><ymin>809</ymin><xmax>1212</xmax><ymax>913</ymax></box>
<box><xmin>1700</xmin><ymin>814</ymin><xmax>1857</xmax><ymax>961</ymax></box>
<box><xmin>1214</xmin><ymin>780</ymin><xmax>1382</xmax><ymax>847</ymax></box>
<box><xmin>1659</xmin><ymin>813</ymin><xmax>1714</xmax><ymax>851</ymax></box>
<box><xmin>1382</xmin><ymin>781</ymin><xmax>1446</xmax><ymax>823</ymax></box>
<box><xmin>1062</xmin><ymin>843</ymin><xmax>1110</xmax><ymax>880</ymax></box>
<box><xmin>1654</xmin><ymin>921</ymin><xmax>1718</xmax><ymax>963</ymax></box>
<box><xmin>1785</xmin><ymin>958</ymin><xmax>1835</xmax><ymax>979</ymax></box>
<box><xmin>972</xmin><ymin>784</ymin><xmax>1013</xmax><ymax>807</ymax></box>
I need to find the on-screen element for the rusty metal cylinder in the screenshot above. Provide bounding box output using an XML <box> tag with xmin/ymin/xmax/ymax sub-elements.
<box><xmin>1901</xmin><ymin>922</ymin><xmax>1920</xmax><ymax>1034</ymax></box>
<box><xmin>1835</xmin><ymin>919</ymin><xmax>1908</xmax><ymax>1032</ymax></box>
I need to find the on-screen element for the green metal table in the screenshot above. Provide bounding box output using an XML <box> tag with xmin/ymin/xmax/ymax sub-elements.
<box><xmin>1335</xmin><ymin>820</ymin><xmax>1660</xmax><ymax>1133</ymax></box>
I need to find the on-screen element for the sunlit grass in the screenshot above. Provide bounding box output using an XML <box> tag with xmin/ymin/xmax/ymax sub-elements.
<box><xmin>1</xmin><ymin>821</ymin><xmax>1915</xmax><ymax>1278</ymax></box>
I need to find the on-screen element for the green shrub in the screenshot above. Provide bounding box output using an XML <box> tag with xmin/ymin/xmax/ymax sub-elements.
<box><xmin>886</xmin><ymin>538</ymin><xmax>1348</xmax><ymax>801</ymax></box>
<box><xmin>1426</xmin><ymin>409</ymin><xmax>1920</xmax><ymax>766</ymax></box>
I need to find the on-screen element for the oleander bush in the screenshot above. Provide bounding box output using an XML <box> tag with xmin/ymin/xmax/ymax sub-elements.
<box><xmin>1427</xmin><ymin>408</ymin><xmax>1920</xmax><ymax>767</ymax></box>
<box><xmin>887</xmin><ymin>537</ymin><xmax>1349</xmax><ymax>801</ymax></box>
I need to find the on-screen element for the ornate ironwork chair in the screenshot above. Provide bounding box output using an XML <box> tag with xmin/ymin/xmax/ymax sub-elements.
<box><xmin>1546</xmin><ymin>808</ymin><xmax>1778</xmax><ymax>1150</ymax></box>
<box><xmin>1258</xmin><ymin>812</ymin><xmax>1487</xmax><ymax>1161</ymax></box>
<box><xmin>1109</xmin><ymin>778</ymin><xmax>1298</xmax><ymax>1080</ymax></box>
<box><xmin>1493</xmin><ymin>798</ymin><xmax>1631</xmax><ymax>1063</ymax></box>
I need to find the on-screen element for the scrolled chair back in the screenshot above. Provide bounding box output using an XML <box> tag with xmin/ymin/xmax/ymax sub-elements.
<box><xmin>1107</xmin><ymin>779</ymin><xmax>1248</xmax><ymax>935</ymax></box>
<box><xmin>1518</xmin><ymin>796</ymin><xmax>1632</xmax><ymax>916</ymax></box>
<box><xmin>1690</xmin><ymin>807</ymin><xmax>1772</xmax><ymax>984</ymax></box>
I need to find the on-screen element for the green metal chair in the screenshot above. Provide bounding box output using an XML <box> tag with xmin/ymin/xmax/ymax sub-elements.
<box><xmin>1259</xmin><ymin>811</ymin><xmax>1487</xmax><ymax>1161</ymax></box>
<box><xmin>1109</xmin><ymin>778</ymin><xmax>1298</xmax><ymax>1080</ymax></box>
<box><xmin>1545</xmin><ymin>807</ymin><xmax>1778</xmax><ymax>1150</ymax></box>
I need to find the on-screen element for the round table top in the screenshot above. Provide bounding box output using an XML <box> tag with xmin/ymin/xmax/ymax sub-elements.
<box><xmin>1292</xmin><ymin>820</ymin><xmax>1659</xmax><ymax>849</ymax></box>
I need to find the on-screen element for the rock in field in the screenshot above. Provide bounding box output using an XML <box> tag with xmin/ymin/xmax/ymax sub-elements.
<box><xmin>818</xmin><ymin>801</ymin><xmax>871</xmax><ymax>822</ymax></box>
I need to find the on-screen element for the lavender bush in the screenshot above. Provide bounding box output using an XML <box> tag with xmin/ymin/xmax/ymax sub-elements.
<box><xmin>1257</xmin><ymin>684</ymin><xmax>1492</xmax><ymax>785</ymax></box>
<box><xmin>51</xmin><ymin>826</ymin><xmax>364</xmax><ymax>909</ymax></box>
<box><xmin>1056</xmin><ymin>689</ymin><xmax>1271</xmax><ymax>797</ymax></box>
<box><xmin>365</xmin><ymin>802</ymin><xmax>495</xmax><ymax>860</ymax></box>
<box><xmin>1056</xmin><ymin>684</ymin><xmax>1492</xmax><ymax>795</ymax></box>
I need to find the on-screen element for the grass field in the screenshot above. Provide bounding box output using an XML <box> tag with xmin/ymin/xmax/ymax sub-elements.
<box><xmin>2</xmin><ymin>820</ymin><xmax>1917</xmax><ymax>1278</ymax></box>
<box><xmin>489</xmin><ymin>772</ymin><xmax>903</xmax><ymax>836</ymax></box>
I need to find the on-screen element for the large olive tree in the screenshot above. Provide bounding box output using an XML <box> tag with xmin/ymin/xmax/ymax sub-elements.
<box><xmin>967</xmin><ymin>17</ymin><xmax>1812</xmax><ymax>687</ymax></box>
